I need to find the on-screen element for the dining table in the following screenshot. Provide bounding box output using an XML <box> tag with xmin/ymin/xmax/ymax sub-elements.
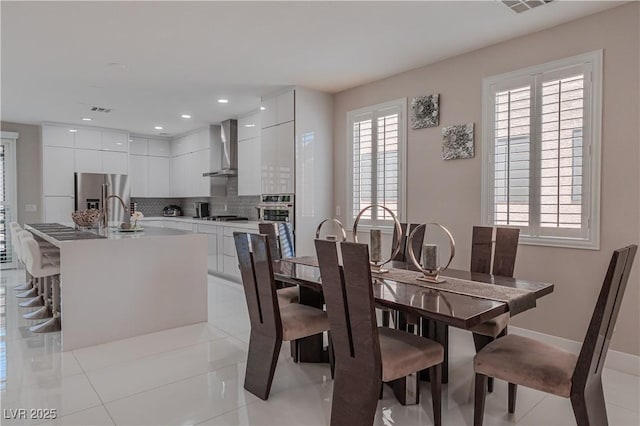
<box><xmin>273</xmin><ymin>256</ymin><xmax>554</xmax><ymax>405</ymax></box>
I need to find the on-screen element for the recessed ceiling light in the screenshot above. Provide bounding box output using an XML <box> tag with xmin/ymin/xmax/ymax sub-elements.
<box><xmin>217</xmin><ymin>99</ymin><xmax>229</xmax><ymax>104</ymax></box>
<box><xmin>154</xmin><ymin>126</ymin><xmax>163</xmax><ymax>130</ymax></box>
<box><xmin>82</xmin><ymin>117</ymin><xmax>92</xmax><ymax>121</ymax></box>
<box><xmin>181</xmin><ymin>114</ymin><xmax>192</xmax><ymax>119</ymax></box>
<box><xmin>260</xmin><ymin>106</ymin><xmax>266</xmax><ymax>110</ymax></box>
<box><xmin>69</xmin><ymin>129</ymin><xmax>78</xmax><ymax>133</ymax></box>
<box><xmin>129</xmin><ymin>138</ymin><xmax>133</xmax><ymax>142</ymax></box>
<box><xmin>244</xmin><ymin>124</ymin><xmax>256</xmax><ymax>128</ymax></box>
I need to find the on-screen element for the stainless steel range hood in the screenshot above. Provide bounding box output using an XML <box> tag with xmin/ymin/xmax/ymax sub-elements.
<box><xmin>203</xmin><ymin>119</ymin><xmax>237</xmax><ymax>177</ymax></box>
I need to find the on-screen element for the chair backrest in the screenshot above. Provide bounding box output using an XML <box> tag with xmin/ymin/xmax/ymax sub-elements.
<box><xmin>470</xmin><ymin>226</ymin><xmax>520</xmax><ymax>277</ymax></box>
<box><xmin>17</xmin><ymin>231</ymin><xmax>42</xmax><ymax>275</ymax></box>
<box><xmin>315</xmin><ymin>239</ymin><xmax>382</xmax><ymax>380</ymax></box>
<box><xmin>391</xmin><ymin>223</ymin><xmax>425</xmax><ymax>262</ymax></box>
<box><xmin>258</xmin><ymin>222</ymin><xmax>295</xmax><ymax>260</ymax></box>
<box><xmin>9</xmin><ymin>222</ymin><xmax>22</xmax><ymax>261</ymax></box>
<box><xmin>572</xmin><ymin>245</ymin><xmax>637</xmax><ymax>391</ymax></box>
<box><xmin>234</xmin><ymin>232</ymin><xmax>282</xmax><ymax>338</ymax></box>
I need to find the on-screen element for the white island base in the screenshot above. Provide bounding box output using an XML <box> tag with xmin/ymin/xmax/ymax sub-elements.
<box><xmin>30</xmin><ymin>226</ymin><xmax>208</xmax><ymax>351</ymax></box>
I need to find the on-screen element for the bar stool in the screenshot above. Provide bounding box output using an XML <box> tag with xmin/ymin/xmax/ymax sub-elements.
<box><xmin>20</xmin><ymin>234</ymin><xmax>62</xmax><ymax>333</ymax></box>
<box><xmin>9</xmin><ymin>222</ymin><xmax>34</xmax><ymax>292</ymax></box>
<box><xmin>15</xmin><ymin>231</ymin><xmax>59</xmax><ymax>306</ymax></box>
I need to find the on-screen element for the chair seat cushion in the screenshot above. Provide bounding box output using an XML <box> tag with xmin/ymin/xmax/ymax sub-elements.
<box><xmin>277</xmin><ymin>286</ymin><xmax>299</xmax><ymax>306</ymax></box>
<box><xmin>474</xmin><ymin>334</ymin><xmax>577</xmax><ymax>397</ymax></box>
<box><xmin>280</xmin><ymin>303</ymin><xmax>329</xmax><ymax>342</ymax></box>
<box><xmin>470</xmin><ymin>313</ymin><xmax>509</xmax><ymax>337</ymax></box>
<box><xmin>378</xmin><ymin>327</ymin><xmax>444</xmax><ymax>383</ymax></box>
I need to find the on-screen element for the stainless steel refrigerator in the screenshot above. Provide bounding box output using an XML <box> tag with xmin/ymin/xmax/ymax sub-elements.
<box><xmin>74</xmin><ymin>173</ymin><xmax>130</xmax><ymax>226</ymax></box>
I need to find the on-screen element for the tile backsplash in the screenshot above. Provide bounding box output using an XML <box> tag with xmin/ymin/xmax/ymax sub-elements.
<box><xmin>132</xmin><ymin>177</ymin><xmax>260</xmax><ymax>219</ymax></box>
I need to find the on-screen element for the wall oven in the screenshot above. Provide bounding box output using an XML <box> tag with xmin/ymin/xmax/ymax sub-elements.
<box><xmin>257</xmin><ymin>194</ymin><xmax>294</xmax><ymax>224</ymax></box>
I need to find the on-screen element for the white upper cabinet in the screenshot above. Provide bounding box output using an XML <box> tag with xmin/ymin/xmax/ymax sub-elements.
<box><xmin>102</xmin><ymin>131</ymin><xmax>128</xmax><ymax>152</ymax></box>
<box><xmin>103</xmin><ymin>151</ymin><xmax>128</xmax><ymax>175</ymax></box>
<box><xmin>148</xmin><ymin>138</ymin><xmax>170</xmax><ymax>157</ymax></box>
<box><xmin>44</xmin><ymin>196</ymin><xmax>74</xmax><ymax>224</ymax></box>
<box><xmin>277</xmin><ymin>121</ymin><xmax>295</xmax><ymax>194</ymax></box>
<box><xmin>277</xmin><ymin>91</ymin><xmax>295</xmax><ymax>124</ymax></box>
<box><xmin>75</xmin><ymin>128</ymin><xmax>102</xmax><ymax>150</ymax></box>
<box><xmin>129</xmin><ymin>155</ymin><xmax>149</xmax><ymax>197</ymax></box>
<box><xmin>129</xmin><ymin>137</ymin><xmax>149</xmax><ymax>155</ymax></box>
<box><xmin>43</xmin><ymin>146</ymin><xmax>75</xmax><ymax>196</ymax></box>
<box><xmin>260</xmin><ymin>96</ymin><xmax>278</xmax><ymax>128</ymax></box>
<box><xmin>148</xmin><ymin>156</ymin><xmax>171</xmax><ymax>197</ymax></box>
<box><xmin>238</xmin><ymin>136</ymin><xmax>261</xmax><ymax>196</ymax></box>
<box><xmin>75</xmin><ymin>149</ymin><xmax>103</xmax><ymax>173</ymax></box>
<box><xmin>197</xmin><ymin>128</ymin><xmax>211</xmax><ymax>151</ymax></box>
<box><xmin>43</xmin><ymin>125</ymin><xmax>74</xmax><ymax>148</ymax></box>
<box><xmin>238</xmin><ymin>113</ymin><xmax>260</xmax><ymax>141</ymax></box>
<box><xmin>261</xmin><ymin>125</ymin><xmax>278</xmax><ymax>194</ymax></box>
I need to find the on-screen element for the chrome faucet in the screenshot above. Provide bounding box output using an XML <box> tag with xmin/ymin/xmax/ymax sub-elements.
<box><xmin>101</xmin><ymin>194</ymin><xmax>129</xmax><ymax>230</ymax></box>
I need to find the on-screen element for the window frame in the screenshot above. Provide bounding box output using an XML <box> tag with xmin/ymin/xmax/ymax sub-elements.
<box><xmin>481</xmin><ymin>50</ymin><xmax>602</xmax><ymax>250</ymax></box>
<box><xmin>346</xmin><ymin>98</ymin><xmax>407</xmax><ymax>231</ymax></box>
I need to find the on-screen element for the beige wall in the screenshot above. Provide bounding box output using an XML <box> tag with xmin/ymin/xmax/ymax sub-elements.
<box><xmin>332</xmin><ymin>4</ymin><xmax>640</xmax><ymax>355</ymax></box>
<box><xmin>1</xmin><ymin>121</ymin><xmax>43</xmax><ymax>225</ymax></box>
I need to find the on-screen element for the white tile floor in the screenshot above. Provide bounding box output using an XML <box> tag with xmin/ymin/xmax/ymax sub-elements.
<box><xmin>1</xmin><ymin>268</ymin><xmax>638</xmax><ymax>426</ymax></box>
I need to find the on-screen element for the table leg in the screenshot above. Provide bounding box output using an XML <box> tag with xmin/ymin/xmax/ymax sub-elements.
<box><xmin>420</xmin><ymin>318</ymin><xmax>449</xmax><ymax>384</ymax></box>
<box><xmin>297</xmin><ymin>286</ymin><xmax>329</xmax><ymax>363</ymax></box>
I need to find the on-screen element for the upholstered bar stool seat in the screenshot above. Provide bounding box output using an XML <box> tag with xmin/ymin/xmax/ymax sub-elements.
<box><xmin>280</xmin><ymin>303</ymin><xmax>329</xmax><ymax>341</ymax></box>
<box><xmin>277</xmin><ymin>286</ymin><xmax>299</xmax><ymax>306</ymax></box>
<box><xmin>469</xmin><ymin>313</ymin><xmax>510</xmax><ymax>338</ymax></box>
<box><xmin>379</xmin><ymin>327</ymin><xmax>444</xmax><ymax>383</ymax></box>
<box><xmin>474</xmin><ymin>334</ymin><xmax>577</xmax><ymax>397</ymax></box>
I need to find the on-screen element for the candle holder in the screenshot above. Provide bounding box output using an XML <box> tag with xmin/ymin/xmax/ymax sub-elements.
<box><xmin>407</xmin><ymin>223</ymin><xmax>456</xmax><ymax>283</ymax></box>
<box><xmin>352</xmin><ymin>204</ymin><xmax>403</xmax><ymax>273</ymax></box>
<box><xmin>315</xmin><ymin>218</ymin><xmax>348</xmax><ymax>241</ymax></box>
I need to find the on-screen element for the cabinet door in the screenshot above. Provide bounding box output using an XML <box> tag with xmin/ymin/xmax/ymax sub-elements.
<box><xmin>129</xmin><ymin>137</ymin><xmax>149</xmax><ymax>155</ymax></box>
<box><xmin>197</xmin><ymin>128</ymin><xmax>211</xmax><ymax>151</ymax></box>
<box><xmin>261</xmin><ymin>126</ymin><xmax>278</xmax><ymax>194</ymax></box>
<box><xmin>43</xmin><ymin>125</ymin><xmax>74</xmax><ymax>148</ymax></box>
<box><xmin>102</xmin><ymin>151</ymin><xmax>128</xmax><ymax>174</ymax></box>
<box><xmin>75</xmin><ymin>128</ymin><xmax>102</xmax><ymax>150</ymax></box>
<box><xmin>238</xmin><ymin>136</ymin><xmax>261</xmax><ymax>196</ymax></box>
<box><xmin>148</xmin><ymin>138</ymin><xmax>170</xmax><ymax>157</ymax></box>
<box><xmin>75</xmin><ymin>149</ymin><xmax>103</xmax><ymax>173</ymax></box>
<box><xmin>197</xmin><ymin>224</ymin><xmax>219</xmax><ymax>272</ymax></box>
<box><xmin>260</xmin><ymin>96</ymin><xmax>278</xmax><ymax>128</ymax></box>
<box><xmin>171</xmin><ymin>154</ymin><xmax>188</xmax><ymax>197</ymax></box>
<box><xmin>129</xmin><ymin>155</ymin><xmax>149</xmax><ymax>197</ymax></box>
<box><xmin>45</xmin><ymin>196</ymin><xmax>74</xmax><ymax>224</ymax></box>
<box><xmin>277</xmin><ymin>121</ymin><xmax>295</xmax><ymax>194</ymax></box>
<box><xmin>277</xmin><ymin>90</ymin><xmax>295</xmax><ymax>124</ymax></box>
<box><xmin>102</xmin><ymin>131</ymin><xmax>128</xmax><ymax>152</ymax></box>
<box><xmin>43</xmin><ymin>146</ymin><xmax>75</xmax><ymax>196</ymax></box>
<box><xmin>238</xmin><ymin>114</ymin><xmax>260</xmax><ymax>140</ymax></box>
<box><xmin>148</xmin><ymin>156</ymin><xmax>171</xmax><ymax>197</ymax></box>
<box><xmin>196</xmin><ymin>149</ymin><xmax>211</xmax><ymax>197</ymax></box>
<box><xmin>184</xmin><ymin>133</ymin><xmax>199</xmax><ymax>153</ymax></box>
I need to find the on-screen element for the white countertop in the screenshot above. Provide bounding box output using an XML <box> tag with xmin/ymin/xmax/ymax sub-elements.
<box><xmin>142</xmin><ymin>216</ymin><xmax>264</xmax><ymax>230</ymax></box>
<box><xmin>26</xmin><ymin>224</ymin><xmax>196</xmax><ymax>248</ymax></box>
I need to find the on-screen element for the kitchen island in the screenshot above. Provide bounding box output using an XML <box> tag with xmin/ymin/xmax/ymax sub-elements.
<box><xmin>26</xmin><ymin>224</ymin><xmax>208</xmax><ymax>351</ymax></box>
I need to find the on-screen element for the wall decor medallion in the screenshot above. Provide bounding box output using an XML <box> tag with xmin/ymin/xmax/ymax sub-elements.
<box><xmin>442</xmin><ymin>123</ymin><xmax>474</xmax><ymax>160</ymax></box>
<box><xmin>410</xmin><ymin>94</ymin><xmax>439</xmax><ymax>129</ymax></box>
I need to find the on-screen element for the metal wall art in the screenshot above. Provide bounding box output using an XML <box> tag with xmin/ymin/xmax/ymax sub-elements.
<box><xmin>410</xmin><ymin>94</ymin><xmax>439</xmax><ymax>129</ymax></box>
<box><xmin>442</xmin><ymin>123</ymin><xmax>474</xmax><ymax>160</ymax></box>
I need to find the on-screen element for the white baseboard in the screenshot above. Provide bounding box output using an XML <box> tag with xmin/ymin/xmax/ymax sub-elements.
<box><xmin>509</xmin><ymin>326</ymin><xmax>640</xmax><ymax>377</ymax></box>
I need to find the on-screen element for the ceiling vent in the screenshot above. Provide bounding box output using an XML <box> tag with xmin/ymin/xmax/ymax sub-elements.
<box><xmin>502</xmin><ymin>0</ymin><xmax>553</xmax><ymax>14</ymax></box>
<box><xmin>90</xmin><ymin>106</ymin><xmax>112</xmax><ymax>113</ymax></box>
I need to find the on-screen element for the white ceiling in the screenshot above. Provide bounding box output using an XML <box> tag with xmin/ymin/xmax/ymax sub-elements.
<box><xmin>1</xmin><ymin>1</ymin><xmax>622</xmax><ymax>137</ymax></box>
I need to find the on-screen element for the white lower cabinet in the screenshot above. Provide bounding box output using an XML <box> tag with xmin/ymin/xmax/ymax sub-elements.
<box><xmin>143</xmin><ymin>220</ymin><xmax>164</xmax><ymax>228</ymax></box>
<box><xmin>45</xmin><ymin>196</ymin><xmax>74</xmax><ymax>224</ymax></box>
<box><xmin>222</xmin><ymin>229</ymin><xmax>240</xmax><ymax>279</ymax></box>
<box><xmin>197</xmin><ymin>224</ymin><xmax>220</xmax><ymax>273</ymax></box>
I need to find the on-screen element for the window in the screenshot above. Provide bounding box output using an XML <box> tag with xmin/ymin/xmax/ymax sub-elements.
<box><xmin>347</xmin><ymin>99</ymin><xmax>407</xmax><ymax>228</ymax></box>
<box><xmin>482</xmin><ymin>51</ymin><xmax>602</xmax><ymax>249</ymax></box>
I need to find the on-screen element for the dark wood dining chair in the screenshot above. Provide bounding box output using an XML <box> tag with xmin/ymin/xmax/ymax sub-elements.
<box><xmin>234</xmin><ymin>232</ymin><xmax>332</xmax><ymax>400</ymax></box>
<box><xmin>315</xmin><ymin>239</ymin><xmax>444</xmax><ymax>426</ymax></box>
<box><xmin>469</xmin><ymin>226</ymin><xmax>520</xmax><ymax>392</ymax></box>
<box><xmin>473</xmin><ymin>244</ymin><xmax>637</xmax><ymax>426</ymax></box>
<box><xmin>258</xmin><ymin>222</ymin><xmax>299</xmax><ymax>306</ymax></box>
